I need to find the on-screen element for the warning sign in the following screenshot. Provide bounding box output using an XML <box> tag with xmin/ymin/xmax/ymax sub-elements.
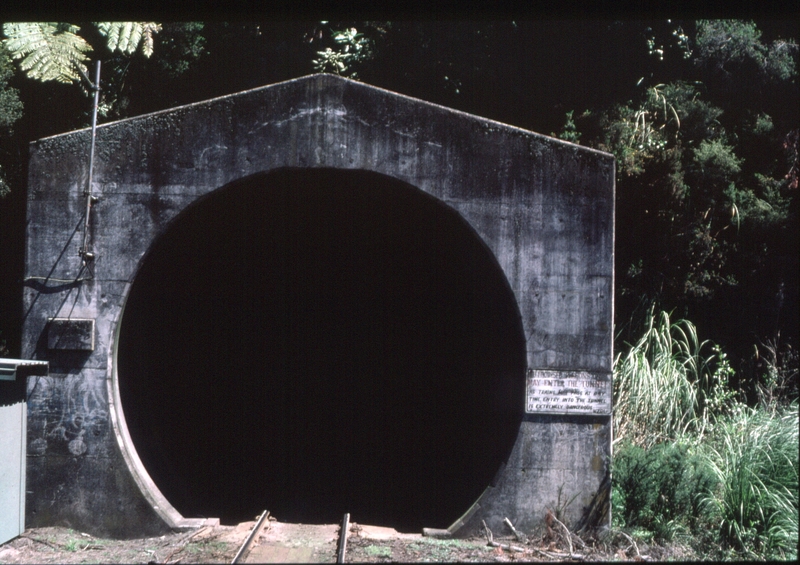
<box><xmin>526</xmin><ymin>369</ymin><xmax>611</xmax><ymax>415</ymax></box>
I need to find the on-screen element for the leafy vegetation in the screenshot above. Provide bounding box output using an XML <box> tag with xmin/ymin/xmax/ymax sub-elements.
<box><xmin>561</xmin><ymin>19</ymin><xmax>799</xmax><ymax>410</ymax></box>
<box><xmin>2</xmin><ymin>22</ymin><xmax>161</xmax><ymax>83</ymax></box>
<box><xmin>611</xmin><ymin>441</ymin><xmax>717</xmax><ymax>541</ymax></box>
<box><xmin>2</xmin><ymin>23</ymin><xmax>93</xmax><ymax>83</ymax></box>
<box><xmin>96</xmin><ymin>22</ymin><xmax>161</xmax><ymax>58</ymax></box>
<box><xmin>612</xmin><ymin>309</ymin><xmax>798</xmax><ymax>560</ymax></box>
<box><xmin>363</xmin><ymin>544</ymin><xmax>392</xmax><ymax>558</ymax></box>
<box><xmin>0</xmin><ymin>42</ymin><xmax>21</xmax><ymax>196</ymax></box>
<box><xmin>584</xmin><ymin>38</ymin><xmax>798</xmax><ymax>554</ymax></box>
<box><xmin>310</xmin><ymin>23</ymin><xmax>387</xmax><ymax>78</ymax></box>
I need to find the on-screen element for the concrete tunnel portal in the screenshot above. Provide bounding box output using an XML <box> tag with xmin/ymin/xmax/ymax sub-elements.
<box><xmin>115</xmin><ymin>168</ymin><xmax>528</xmax><ymax>531</ymax></box>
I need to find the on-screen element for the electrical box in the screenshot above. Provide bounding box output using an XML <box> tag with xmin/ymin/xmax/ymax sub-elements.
<box><xmin>0</xmin><ymin>359</ymin><xmax>48</xmax><ymax>545</ymax></box>
<box><xmin>47</xmin><ymin>318</ymin><xmax>95</xmax><ymax>351</ymax></box>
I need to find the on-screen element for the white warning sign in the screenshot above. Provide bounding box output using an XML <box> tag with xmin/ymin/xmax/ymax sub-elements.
<box><xmin>526</xmin><ymin>369</ymin><xmax>612</xmax><ymax>415</ymax></box>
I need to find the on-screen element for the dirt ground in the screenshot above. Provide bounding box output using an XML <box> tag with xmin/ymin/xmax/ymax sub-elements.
<box><xmin>0</xmin><ymin>518</ymin><xmax>699</xmax><ymax>563</ymax></box>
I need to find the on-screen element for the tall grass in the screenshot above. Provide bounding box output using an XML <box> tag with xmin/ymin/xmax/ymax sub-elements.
<box><xmin>613</xmin><ymin>309</ymin><xmax>730</xmax><ymax>448</ymax></box>
<box><xmin>701</xmin><ymin>402</ymin><xmax>799</xmax><ymax>559</ymax></box>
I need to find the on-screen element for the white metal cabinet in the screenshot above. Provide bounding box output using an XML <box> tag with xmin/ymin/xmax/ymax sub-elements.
<box><xmin>0</xmin><ymin>360</ymin><xmax>48</xmax><ymax>545</ymax></box>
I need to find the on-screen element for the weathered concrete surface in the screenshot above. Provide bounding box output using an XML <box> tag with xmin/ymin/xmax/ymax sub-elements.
<box><xmin>22</xmin><ymin>74</ymin><xmax>614</xmax><ymax>537</ymax></box>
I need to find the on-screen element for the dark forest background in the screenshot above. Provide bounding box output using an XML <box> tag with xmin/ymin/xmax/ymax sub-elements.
<box><xmin>1</xmin><ymin>16</ymin><xmax>797</xmax><ymax>402</ymax></box>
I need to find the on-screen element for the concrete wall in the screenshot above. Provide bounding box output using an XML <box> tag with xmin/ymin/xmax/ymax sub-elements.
<box><xmin>22</xmin><ymin>74</ymin><xmax>614</xmax><ymax>537</ymax></box>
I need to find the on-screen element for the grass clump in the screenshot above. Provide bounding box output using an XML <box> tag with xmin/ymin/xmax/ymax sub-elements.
<box><xmin>701</xmin><ymin>401</ymin><xmax>798</xmax><ymax>559</ymax></box>
<box><xmin>364</xmin><ymin>544</ymin><xmax>392</xmax><ymax>558</ymax></box>
<box><xmin>64</xmin><ymin>538</ymin><xmax>79</xmax><ymax>552</ymax></box>
<box><xmin>613</xmin><ymin>309</ymin><xmax>734</xmax><ymax>448</ymax></box>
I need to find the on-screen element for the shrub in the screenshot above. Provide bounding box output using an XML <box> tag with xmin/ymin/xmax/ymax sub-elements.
<box><xmin>612</xmin><ymin>441</ymin><xmax>718</xmax><ymax>541</ymax></box>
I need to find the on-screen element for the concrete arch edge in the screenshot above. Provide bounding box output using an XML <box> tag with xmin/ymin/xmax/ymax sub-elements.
<box><xmin>107</xmin><ymin>289</ymin><xmax>218</xmax><ymax>532</ymax></box>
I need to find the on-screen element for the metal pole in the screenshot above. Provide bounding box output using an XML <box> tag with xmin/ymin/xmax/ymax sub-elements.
<box><xmin>80</xmin><ymin>60</ymin><xmax>101</xmax><ymax>264</ymax></box>
<box><xmin>337</xmin><ymin>513</ymin><xmax>350</xmax><ymax>563</ymax></box>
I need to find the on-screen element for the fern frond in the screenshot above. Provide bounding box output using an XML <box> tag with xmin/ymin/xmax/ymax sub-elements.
<box><xmin>96</xmin><ymin>22</ymin><xmax>161</xmax><ymax>57</ymax></box>
<box><xmin>139</xmin><ymin>23</ymin><xmax>160</xmax><ymax>57</ymax></box>
<box><xmin>2</xmin><ymin>22</ymin><xmax>92</xmax><ymax>83</ymax></box>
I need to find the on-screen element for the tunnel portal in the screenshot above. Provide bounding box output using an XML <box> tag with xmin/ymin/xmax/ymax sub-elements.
<box><xmin>116</xmin><ymin>168</ymin><xmax>527</xmax><ymax>531</ymax></box>
<box><xmin>23</xmin><ymin>74</ymin><xmax>614</xmax><ymax>538</ymax></box>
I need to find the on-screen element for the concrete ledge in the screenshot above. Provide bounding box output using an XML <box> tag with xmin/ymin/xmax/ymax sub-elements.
<box><xmin>173</xmin><ymin>518</ymin><xmax>220</xmax><ymax>531</ymax></box>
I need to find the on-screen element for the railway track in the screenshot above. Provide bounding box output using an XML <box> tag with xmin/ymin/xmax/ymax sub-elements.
<box><xmin>231</xmin><ymin>511</ymin><xmax>351</xmax><ymax>564</ymax></box>
<box><xmin>231</xmin><ymin>510</ymin><xmax>270</xmax><ymax>564</ymax></box>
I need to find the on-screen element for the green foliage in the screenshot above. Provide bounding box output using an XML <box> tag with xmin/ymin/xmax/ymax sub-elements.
<box><xmin>311</xmin><ymin>22</ymin><xmax>388</xmax><ymax>79</ymax></box>
<box><xmin>645</xmin><ymin>23</ymin><xmax>693</xmax><ymax>62</ymax></box>
<box><xmin>554</xmin><ymin>110</ymin><xmax>582</xmax><ymax>143</ymax></box>
<box><xmin>1</xmin><ymin>20</ymin><xmax>167</xmax><ymax>127</ymax></box>
<box><xmin>2</xmin><ymin>21</ymin><xmax>161</xmax><ymax>84</ymax></box>
<box><xmin>2</xmin><ymin>22</ymin><xmax>92</xmax><ymax>83</ymax></box>
<box><xmin>0</xmin><ymin>43</ymin><xmax>22</xmax><ymax>129</ymax></box>
<box><xmin>613</xmin><ymin>309</ymin><xmax>736</xmax><ymax>447</ymax></box>
<box><xmin>700</xmin><ymin>402</ymin><xmax>799</xmax><ymax>559</ymax></box>
<box><xmin>656</xmin><ymin>82</ymin><xmax>723</xmax><ymax>145</ymax></box>
<box><xmin>96</xmin><ymin>22</ymin><xmax>161</xmax><ymax>58</ymax></box>
<box><xmin>751</xmin><ymin>111</ymin><xmax>773</xmax><ymax>136</ymax></box>
<box><xmin>612</xmin><ymin>442</ymin><xmax>718</xmax><ymax>541</ymax></box>
<box><xmin>599</xmin><ymin>81</ymin><xmax>732</xmax><ymax>185</ymax></box>
<box><xmin>724</xmin><ymin>174</ymin><xmax>790</xmax><ymax>229</ymax></box>
<box><xmin>598</xmin><ymin>85</ymin><xmax>681</xmax><ymax>177</ymax></box>
<box><xmin>64</xmin><ymin>538</ymin><xmax>79</xmax><ymax>551</ymax></box>
<box><xmin>364</xmin><ymin>544</ymin><xmax>392</xmax><ymax>557</ymax></box>
<box><xmin>690</xmin><ymin>139</ymin><xmax>741</xmax><ymax>200</ymax></box>
<box><xmin>695</xmin><ymin>20</ymin><xmax>798</xmax><ymax>84</ymax></box>
<box><xmin>585</xmin><ymin>20</ymin><xmax>799</xmax><ymax>350</ymax></box>
<box><xmin>153</xmin><ymin>23</ymin><xmax>205</xmax><ymax>78</ymax></box>
<box><xmin>752</xmin><ymin>338</ymin><xmax>800</xmax><ymax>408</ymax></box>
<box><xmin>0</xmin><ymin>43</ymin><xmax>22</xmax><ymax>197</ymax></box>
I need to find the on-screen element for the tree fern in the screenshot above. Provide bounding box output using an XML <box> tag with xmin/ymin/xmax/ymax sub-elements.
<box><xmin>2</xmin><ymin>22</ymin><xmax>162</xmax><ymax>84</ymax></box>
<box><xmin>2</xmin><ymin>22</ymin><xmax>92</xmax><ymax>83</ymax></box>
<box><xmin>96</xmin><ymin>22</ymin><xmax>161</xmax><ymax>57</ymax></box>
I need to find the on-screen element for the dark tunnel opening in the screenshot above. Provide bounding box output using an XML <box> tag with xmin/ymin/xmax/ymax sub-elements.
<box><xmin>117</xmin><ymin>168</ymin><xmax>527</xmax><ymax>532</ymax></box>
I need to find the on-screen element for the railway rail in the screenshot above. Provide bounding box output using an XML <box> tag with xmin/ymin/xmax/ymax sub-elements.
<box><xmin>231</xmin><ymin>511</ymin><xmax>351</xmax><ymax>563</ymax></box>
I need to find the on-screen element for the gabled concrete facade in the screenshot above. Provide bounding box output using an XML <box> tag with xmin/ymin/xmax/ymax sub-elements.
<box><xmin>22</xmin><ymin>74</ymin><xmax>614</xmax><ymax>538</ymax></box>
